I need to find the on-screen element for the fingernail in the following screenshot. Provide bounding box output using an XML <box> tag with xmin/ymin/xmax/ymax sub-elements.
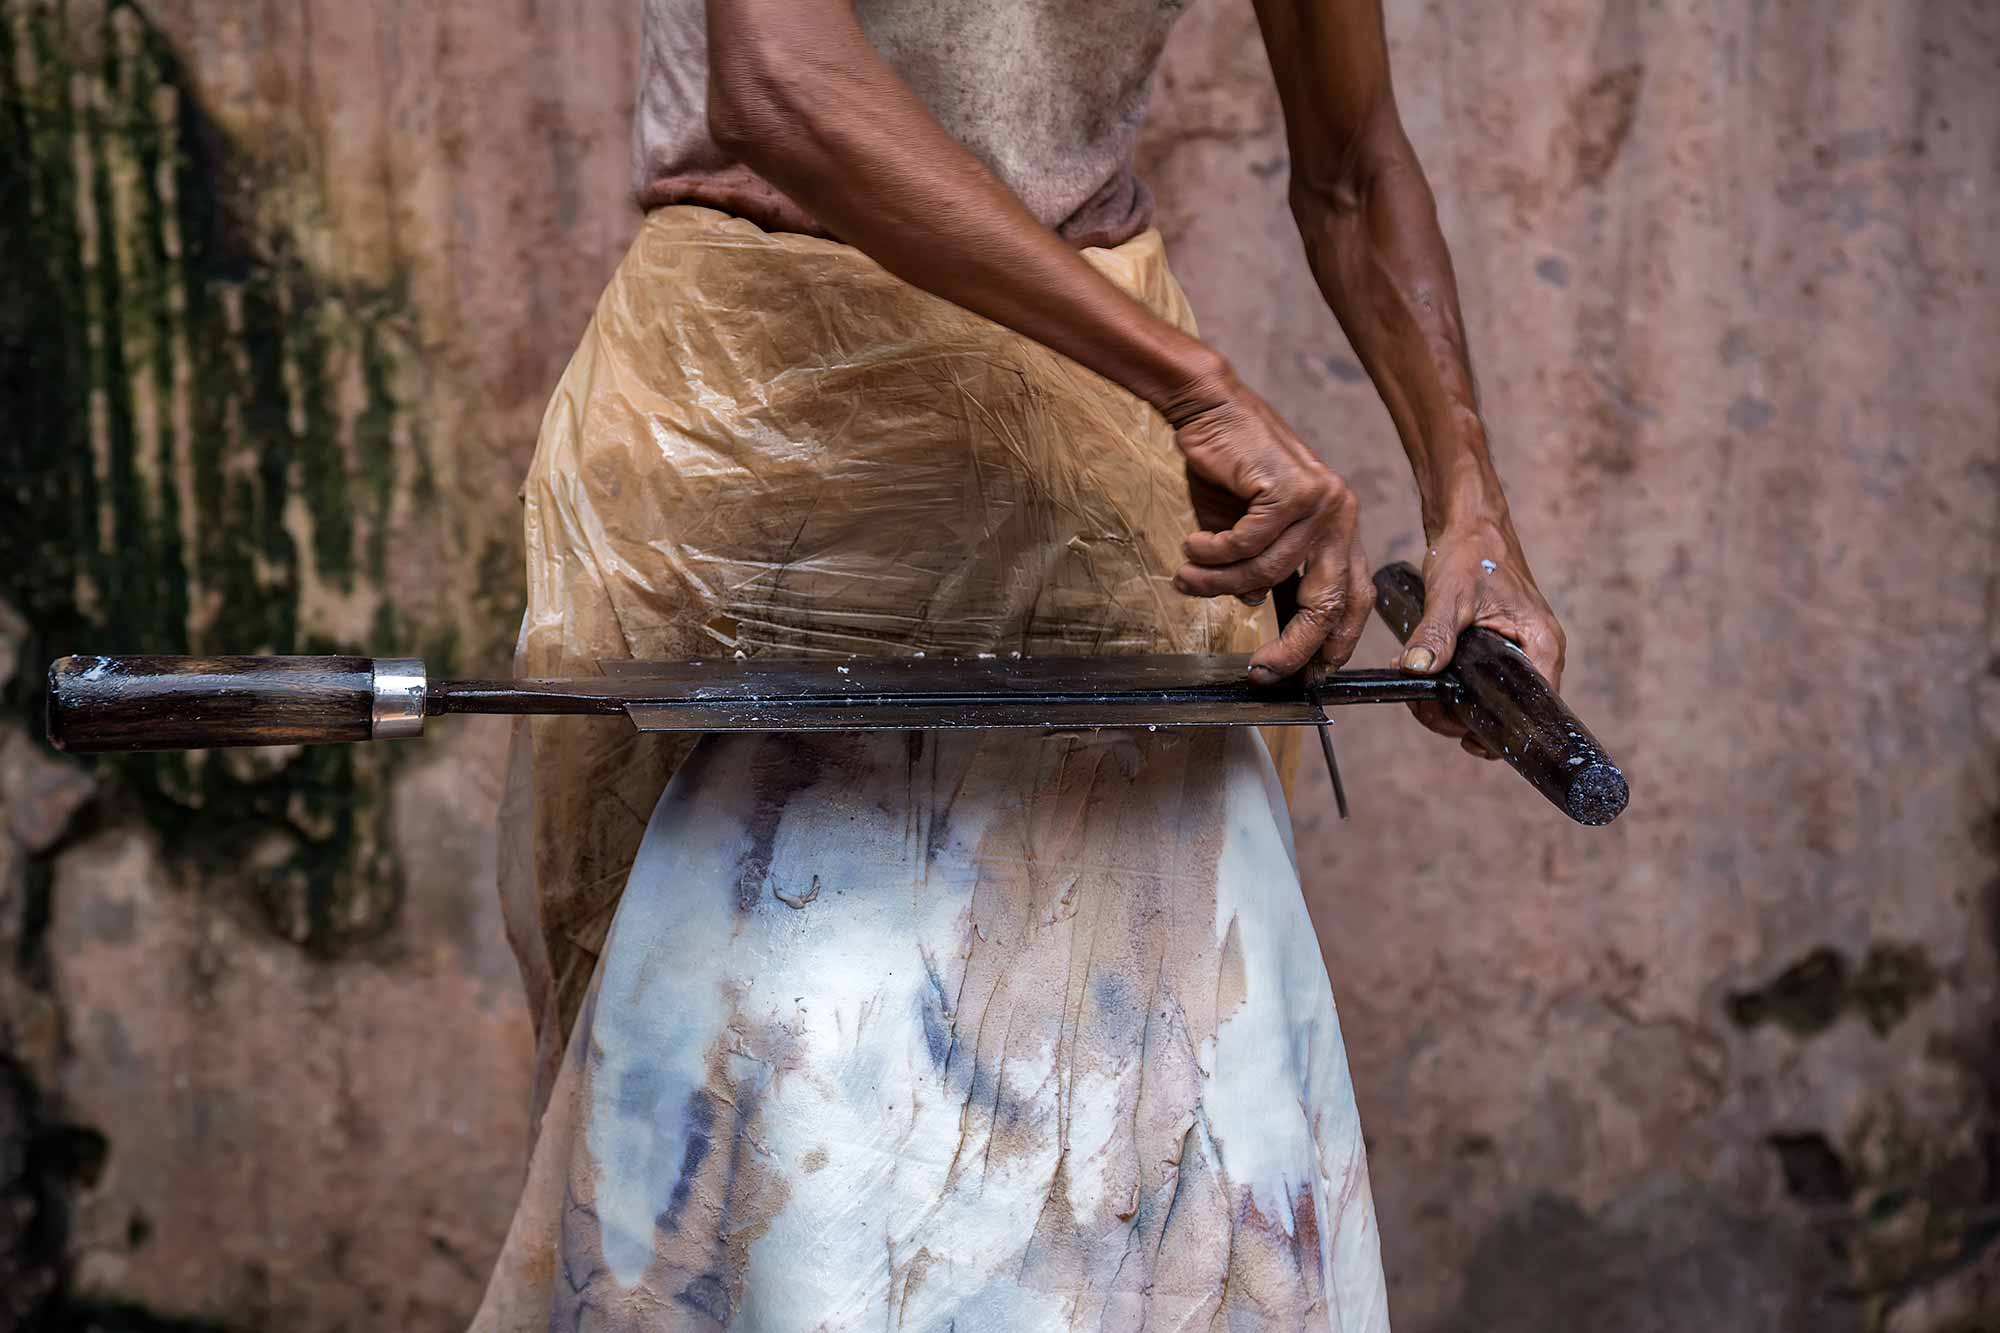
<box><xmin>1402</xmin><ymin>646</ymin><xmax>1435</xmax><ymax>673</ymax></box>
<box><xmin>1248</xmin><ymin>664</ymin><xmax>1279</xmax><ymax>685</ymax></box>
<box><xmin>1240</xmin><ymin>591</ymin><xmax>1267</xmax><ymax>606</ymax></box>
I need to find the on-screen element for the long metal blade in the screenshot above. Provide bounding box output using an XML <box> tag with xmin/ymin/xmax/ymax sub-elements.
<box><xmin>562</xmin><ymin>653</ymin><xmax>1446</xmax><ymax>733</ymax></box>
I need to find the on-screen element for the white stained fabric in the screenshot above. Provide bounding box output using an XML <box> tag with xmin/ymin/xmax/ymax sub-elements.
<box><xmin>473</xmin><ymin>725</ymin><xmax>1389</xmax><ymax>1331</ymax></box>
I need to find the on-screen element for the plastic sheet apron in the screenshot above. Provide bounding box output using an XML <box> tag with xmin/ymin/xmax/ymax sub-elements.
<box><xmin>478</xmin><ymin>207</ymin><xmax>1386</xmax><ymax>1330</ymax></box>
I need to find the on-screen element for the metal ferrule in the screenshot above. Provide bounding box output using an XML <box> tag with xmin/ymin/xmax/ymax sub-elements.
<box><xmin>370</xmin><ymin>658</ymin><xmax>427</xmax><ymax>739</ymax></box>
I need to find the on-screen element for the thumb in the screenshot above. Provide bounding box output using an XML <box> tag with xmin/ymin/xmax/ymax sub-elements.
<box><xmin>1399</xmin><ymin>593</ymin><xmax>1464</xmax><ymax>675</ymax></box>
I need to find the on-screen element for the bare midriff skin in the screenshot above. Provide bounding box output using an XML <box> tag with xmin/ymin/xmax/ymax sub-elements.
<box><xmin>705</xmin><ymin>0</ymin><xmax>1566</xmax><ymax>756</ymax></box>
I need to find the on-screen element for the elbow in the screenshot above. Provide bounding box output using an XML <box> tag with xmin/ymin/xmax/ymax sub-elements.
<box><xmin>706</xmin><ymin>21</ymin><xmax>824</xmax><ymax>173</ymax></box>
<box><xmin>1287</xmin><ymin>169</ymin><xmax>1364</xmax><ymax>231</ymax></box>
<box><xmin>705</xmin><ymin>56</ymin><xmax>776</xmax><ymax>165</ymax></box>
<box><xmin>1286</xmin><ymin>118</ymin><xmax>1418</xmax><ymax>230</ymax></box>
<box><xmin>1287</xmin><ymin>150</ymin><xmax>1379</xmax><ymax>231</ymax></box>
<box><xmin>706</xmin><ymin>63</ymin><xmax>771</xmax><ymax>163</ymax></box>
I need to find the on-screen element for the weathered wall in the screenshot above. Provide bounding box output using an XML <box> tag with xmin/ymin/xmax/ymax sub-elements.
<box><xmin>1143</xmin><ymin>3</ymin><xmax>2000</xmax><ymax>1329</ymax></box>
<box><xmin>1</xmin><ymin>0</ymin><xmax>1995</xmax><ymax>1330</ymax></box>
<box><xmin>0</xmin><ymin>0</ymin><xmax>637</xmax><ymax>1326</ymax></box>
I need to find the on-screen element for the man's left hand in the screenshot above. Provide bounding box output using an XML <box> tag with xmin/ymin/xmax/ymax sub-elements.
<box><xmin>1397</xmin><ymin>519</ymin><xmax>1566</xmax><ymax>760</ymax></box>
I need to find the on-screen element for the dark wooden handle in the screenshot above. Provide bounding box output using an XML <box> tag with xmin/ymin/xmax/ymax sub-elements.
<box><xmin>46</xmin><ymin>655</ymin><xmax>377</xmax><ymax>754</ymax></box>
<box><xmin>1371</xmin><ymin>562</ymin><xmax>1628</xmax><ymax>826</ymax></box>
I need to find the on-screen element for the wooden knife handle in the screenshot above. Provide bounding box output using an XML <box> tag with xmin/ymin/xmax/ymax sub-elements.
<box><xmin>45</xmin><ymin>656</ymin><xmax>426</xmax><ymax>754</ymax></box>
<box><xmin>1371</xmin><ymin>562</ymin><xmax>1627</xmax><ymax>826</ymax></box>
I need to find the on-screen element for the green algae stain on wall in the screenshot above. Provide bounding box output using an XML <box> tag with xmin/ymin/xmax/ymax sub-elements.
<box><xmin>0</xmin><ymin>0</ymin><xmax>435</xmax><ymax>952</ymax></box>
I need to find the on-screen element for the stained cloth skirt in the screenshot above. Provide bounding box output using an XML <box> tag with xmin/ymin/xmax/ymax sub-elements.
<box><xmin>475</xmin><ymin>207</ymin><xmax>1389</xmax><ymax>1330</ymax></box>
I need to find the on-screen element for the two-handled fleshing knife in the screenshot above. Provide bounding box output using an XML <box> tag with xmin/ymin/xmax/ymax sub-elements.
<box><xmin>44</xmin><ymin>563</ymin><xmax>1628</xmax><ymax>826</ymax></box>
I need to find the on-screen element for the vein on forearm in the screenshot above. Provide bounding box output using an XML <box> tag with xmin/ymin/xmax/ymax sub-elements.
<box><xmin>1291</xmin><ymin>140</ymin><xmax>1500</xmax><ymax>537</ymax></box>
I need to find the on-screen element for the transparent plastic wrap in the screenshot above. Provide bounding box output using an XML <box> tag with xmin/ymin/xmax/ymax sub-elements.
<box><xmin>499</xmin><ymin>206</ymin><xmax>1295</xmax><ymax>1108</ymax></box>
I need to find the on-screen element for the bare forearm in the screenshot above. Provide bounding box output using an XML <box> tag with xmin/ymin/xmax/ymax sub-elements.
<box><xmin>1251</xmin><ymin>0</ymin><xmax>1510</xmax><ymax>539</ymax></box>
<box><xmin>705</xmin><ymin>0</ymin><xmax>1221</xmax><ymax>416</ymax></box>
<box><xmin>705</xmin><ymin>0</ymin><xmax>1381</xmax><ymax>682</ymax></box>
<box><xmin>1292</xmin><ymin>142</ymin><xmax>1508</xmax><ymax>539</ymax></box>
<box><xmin>1253</xmin><ymin>0</ymin><xmax>1565</xmax><ymax>696</ymax></box>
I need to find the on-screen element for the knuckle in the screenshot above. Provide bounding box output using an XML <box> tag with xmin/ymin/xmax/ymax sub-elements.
<box><xmin>1525</xmin><ymin>623</ymin><xmax>1564</xmax><ymax>658</ymax></box>
<box><xmin>1290</xmin><ymin>602</ymin><xmax>1332</xmax><ymax>629</ymax></box>
<box><xmin>1249</xmin><ymin>550</ymin><xmax>1295</xmax><ymax>583</ymax></box>
<box><xmin>1237</xmin><ymin>517</ymin><xmax>1278</xmax><ymax>546</ymax></box>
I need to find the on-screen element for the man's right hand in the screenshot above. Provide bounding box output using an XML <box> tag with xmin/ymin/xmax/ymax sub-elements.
<box><xmin>1164</xmin><ymin>368</ymin><xmax>1375</xmax><ymax>684</ymax></box>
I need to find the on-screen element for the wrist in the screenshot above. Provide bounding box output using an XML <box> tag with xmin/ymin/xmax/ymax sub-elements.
<box><xmin>1427</xmin><ymin>510</ymin><xmax>1530</xmax><ymax>584</ymax></box>
<box><xmin>1140</xmin><ymin>337</ymin><xmax>1235</xmax><ymax>429</ymax></box>
<box><xmin>1429</xmin><ymin>492</ymin><xmax>1508</xmax><ymax>538</ymax></box>
<box><xmin>1420</xmin><ymin>444</ymin><xmax>1510</xmax><ymax>540</ymax></box>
